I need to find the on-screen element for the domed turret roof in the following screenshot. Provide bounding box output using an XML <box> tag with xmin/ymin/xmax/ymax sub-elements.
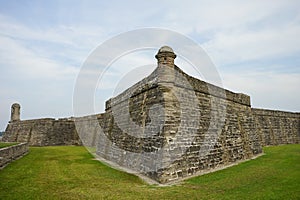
<box><xmin>158</xmin><ymin>46</ymin><xmax>174</xmax><ymax>53</ymax></box>
<box><xmin>12</xmin><ymin>103</ymin><xmax>20</xmax><ymax>107</ymax></box>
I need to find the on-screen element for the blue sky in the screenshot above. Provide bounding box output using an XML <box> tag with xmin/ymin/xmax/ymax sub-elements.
<box><xmin>0</xmin><ymin>0</ymin><xmax>300</xmax><ymax>130</ymax></box>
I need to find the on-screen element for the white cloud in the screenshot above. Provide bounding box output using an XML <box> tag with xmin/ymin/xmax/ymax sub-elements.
<box><xmin>159</xmin><ymin>0</ymin><xmax>295</xmax><ymax>33</ymax></box>
<box><xmin>222</xmin><ymin>70</ymin><xmax>300</xmax><ymax>111</ymax></box>
<box><xmin>1</xmin><ymin>1</ymin><xmax>300</xmax><ymax>130</ymax></box>
<box><xmin>203</xmin><ymin>25</ymin><xmax>300</xmax><ymax>66</ymax></box>
<box><xmin>0</xmin><ymin>35</ymin><xmax>78</xmax><ymax>80</ymax></box>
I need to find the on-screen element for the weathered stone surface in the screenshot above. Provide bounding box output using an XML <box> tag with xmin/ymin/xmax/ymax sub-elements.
<box><xmin>0</xmin><ymin>143</ymin><xmax>28</xmax><ymax>169</ymax></box>
<box><xmin>2</xmin><ymin>118</ymin><xmax>81</xmax><ymax>146</ymax></box>
<box><xmin>10</xmin><ymin>103</ymin><xmax>20</xmax><ymax>122</ymax></box>
<box><xmin>75</xmin><ymin>114</ymin><xmax>104</xmax><ymax>148</ymax></box>
<box><xmin>253</xmin><ymin>108</ymin><xmax>300</xmax><ymax>146</ymax></box>
<box><xmin>2</xmin><ymin>46</ymin><xmax>299</xmax><ymax>184</ymax></box>
<box><xmin>94</xmin><ymin>61</ymin><xmax>264</xmax><ymax>183</ymax></box>
<box><xmin>89</xmin><ymin>47</ymin><xmax>299</xmax><ymax>183</ymax></box>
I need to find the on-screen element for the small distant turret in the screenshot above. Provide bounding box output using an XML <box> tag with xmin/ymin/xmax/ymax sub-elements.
<box><xmin>10</xmin><ymin>103</ymin><xmax>20</xmax><ymax>122</ymax></box>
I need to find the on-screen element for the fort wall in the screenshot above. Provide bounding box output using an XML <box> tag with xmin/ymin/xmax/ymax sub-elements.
<box><xmin>94</xmin><ymin>62</ymin><xmax>263</xmax><ymax>183</ymax></box>
<box><xmin>2</xmin><ymin>46</ymin><xmax>299</xmax><ymax>184</ymax></box>
<box><xmin>253</xmin><ymin>108</ymin><xmax>300</xmax><ymax>146</ymax></box>
<box><xmin>2</xmin><ymin>118</ymin><xmax>80</xmax><ymax>146</ymax></box>
<box><xmin>90</xmin><ymin>47</ymin><xmax>299</xmax><ymax>183</ymax></box>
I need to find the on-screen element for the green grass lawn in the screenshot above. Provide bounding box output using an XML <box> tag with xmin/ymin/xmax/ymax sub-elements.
<box><xmin>0</xmin><ymin>144</ymin><xmax>299</xmax><ymax>200</ymax></box>
<box><xmin>0</xmin><ymin>142</ymin><xmax>18</xmax><ymax>148</ymax></box>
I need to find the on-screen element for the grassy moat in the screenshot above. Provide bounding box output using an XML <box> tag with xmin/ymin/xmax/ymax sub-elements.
<box><xmin>0</xmin><ymin>144</ymin><xmax>299</xmax><ymax>199</ymax></box>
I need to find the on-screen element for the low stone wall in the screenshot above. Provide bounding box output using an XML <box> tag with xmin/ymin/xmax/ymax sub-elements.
<box><xmin>2</xmin><ymin>118</ymin><xmax>81</xmax><ymax>146</ymax></box>
<box><xmin>0</xmin><ymin>143</ymin><xmax>29</xmax><ymax>169</ymax></box>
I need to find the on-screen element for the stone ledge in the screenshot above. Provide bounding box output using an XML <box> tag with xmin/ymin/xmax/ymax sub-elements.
<box><xmin>0</xmin><ymin>142</ymin><xmax>29</xmax><ymax>169</ymax></box>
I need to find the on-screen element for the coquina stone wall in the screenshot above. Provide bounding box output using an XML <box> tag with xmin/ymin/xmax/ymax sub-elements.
<box><xmin>0</xmin><ymin>143</ymin><xmax>29</xmax><ymax>169</ymax></box>
<box><xmin>90</xmin><ymin>46</ymin><xmax>299</xmax><ymax>183</ymax></box>
<box><xmin>74</xmin><ymin>114</ymin><xmax>104</xmax><ymax>148</ymax></box>
<box><xmin>94</xmin><ymin>62</ymin><xmax>263</xmax><ymax>183</ymax></box>
<box><xmin>253</xmin><ymin>108</ymin><xmax>300</xmax><ymax>146</ymax></box>
<box><xmin>2</xmin><ymin>46</ymin><xmax>299</xmax><ymax>184</ymax></box>
<box><xmin>2</xmin><ymin>118</ymin><xmax>81</xmax><ymax>146</ymax></box>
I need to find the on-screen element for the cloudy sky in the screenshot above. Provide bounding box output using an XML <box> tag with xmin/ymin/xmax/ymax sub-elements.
<box><xmin>0</xmin><ymin>0</ymin><xmax>299</xmax><ymax>130</ymax></box>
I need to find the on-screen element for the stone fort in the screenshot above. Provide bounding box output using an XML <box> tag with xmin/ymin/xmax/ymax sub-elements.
<box><xmin>2</xmin><ymin>46</ymin><xmax>300</xmax><ymax>184</ymax></box>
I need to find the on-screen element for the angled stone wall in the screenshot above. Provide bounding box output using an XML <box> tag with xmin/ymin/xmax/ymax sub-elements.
<box><xmin>94</xmin><ymin>62</ymin><xmax>264</xmax><ymax>183</ymax></box>
<box><xmin>2</xmin><ymin>46</ymin><xmax>299</xmax><ymax>184</ymax></box>
<box><xmin>90</xmin><ymin>46</ymin><xmax>299</xmax><ymax>183</ymax></box>
<box><xmin>74</xmin><ymin>114</ymin><xmax>104</xmax><ymax>148</ymax></box>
